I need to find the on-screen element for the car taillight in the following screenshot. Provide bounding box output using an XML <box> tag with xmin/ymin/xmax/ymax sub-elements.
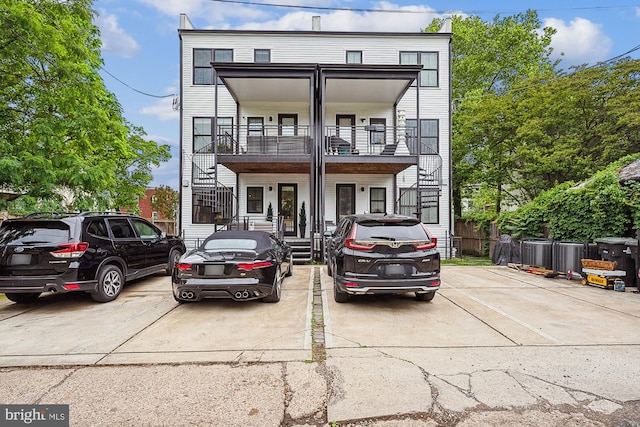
<box><xmin>175</xmin><ymin>263</ymin><xmax>193</xmax><ymax>271</ymax></box>
<box><xmin>237</xmin><ymin>261</ymin><xmax>273</xmax><ymax>271</ymax></box>
<box><xmin>51</xmin><ymin>242</ymin><xmax>89</xmax><ymax>258</ymax></box>
<box><xmin>414</xmin><ymin>238</ymin><xmax>437</xmax><ymax>250</ymax></box>
<box><xmin>414</xmin><ymin>225</ymin><xmax>437</xmax><ymax>250</ymax></box>
<box><xmin>345</xmin><ymin>224</ymin><xmax>374</xmax><ymax>251</ymax></box>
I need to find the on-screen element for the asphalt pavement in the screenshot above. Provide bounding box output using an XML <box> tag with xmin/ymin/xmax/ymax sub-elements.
<box><xmin>0</xmin><ymin>265</ymin><xmax>639</xmax><ymax>426</ymax></box>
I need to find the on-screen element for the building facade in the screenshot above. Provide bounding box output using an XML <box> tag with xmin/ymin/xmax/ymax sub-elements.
<box><xmin>178</xmin><ymin>14</ymin><xmax>452</xmax><ymax>259</ymax></box>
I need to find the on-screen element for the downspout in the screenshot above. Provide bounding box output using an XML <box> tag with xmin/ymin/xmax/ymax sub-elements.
<box><xmin>309</xmin><ymin>68</ymin><xmax>316</xmax><ymax>258</ymax></box>
<box><xmin>416</xmin><ymin>75</ymin><xmax>421</xmax><ymax>221</ymax></box>
<box><xmin>213</xmin><ymin>67</ymin><xmax>218</xmax><ymax>233</ymax></box>
<box><xmin>448</xmin><ymin>36</ymin><xmax>454</xmax><ymax>239</ymax></box>
<box><xmin>178</xmin><ymin>32</ymin><xmax>184</xmax><ymax>237</ymax></box>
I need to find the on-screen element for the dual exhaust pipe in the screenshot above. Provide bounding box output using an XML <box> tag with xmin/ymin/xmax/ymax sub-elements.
<box><xmin>234</xmin><ymin>290</ymin><xmax>251</xmax><ymax>299</ymax></box>
<box><xmin>180</xmin><ymin>290</ymin><xmax>195</xmax><ymax>300</ymax></box>
<box><xmin>180</xmin><ymin>289</ymin><xmax>254</xmax><ymax>300</ymax></box>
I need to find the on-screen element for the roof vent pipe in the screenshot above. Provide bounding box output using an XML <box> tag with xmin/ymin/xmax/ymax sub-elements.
<box><xmin>312</xmin><ymin>16</ymin><xmax>321</xmax><ymax>31</ymax></box>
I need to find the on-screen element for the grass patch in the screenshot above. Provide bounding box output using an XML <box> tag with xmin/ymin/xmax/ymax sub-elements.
<box><xmin>442</xmin><ymin>256</ymin><xmax>493</xmax><ymax>266</ymax></box>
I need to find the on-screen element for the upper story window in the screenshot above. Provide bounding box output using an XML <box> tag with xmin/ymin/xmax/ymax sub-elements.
<box><xmin>193</xmin><ymin>117</ymin><xmax>233</xmax><ymax>152</ymax></box>
<box><xmin>193</xmin><ymin>48</ymin><xmax>233</xmax><ymax>85</ymax></box>
<box><xmin>254</xmin><ymin>49</ymin><xmax>271</xmax><ymax>63</ymax></box>
<box><xmin>346</xmin><ymin>50</ymin><xmax>362</xmax><ymax>64</ymax></box>
<box><xmin>406</xmin><ymin>119</ymin><xmax>439</xmax><ymax>155</ymax></box>
<box><xmin>400</xmin><ymin>51</ymin><xmax>438</xmax><ymax>87</ymax></box>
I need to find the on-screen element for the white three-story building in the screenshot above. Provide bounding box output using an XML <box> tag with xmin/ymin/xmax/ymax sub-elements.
<box><xmin>178</xmin><ymin>14</ymin><xmax>452</xmax><ymax>260</ymax></box>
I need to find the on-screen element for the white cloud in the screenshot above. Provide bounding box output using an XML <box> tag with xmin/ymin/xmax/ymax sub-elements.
<box><xmin>544</xmin><ymin>17</ymin><xmax>612</xmax><ymax>66</ymax></box>
<box><xmin>236</xmin><ymin>3</ymin><xmax>442</xmax><ymax>32</ymax></box>
<box><xmin>636</xmin><ymin>7</ymin><xmax>640</xmax><ymax>17</ymax></box>
<box><xmin>96</xmin><ymin>10</ymin><xmax>141</xmax><ymax>57</ymax></box>
<box><xmin>140</xmin><ymin>96</ymin><xmax>179</xmax><ymax>121</ymax></box>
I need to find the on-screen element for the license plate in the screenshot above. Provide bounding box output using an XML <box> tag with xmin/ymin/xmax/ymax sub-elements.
<box><xmin>10</xmin><ymin>254</ymin><xmax>32</xmax><ymax>265</ymax></box>
<box><xmin>385</xmin><ymin>264</ymin><xmax>406</xmax><ymax>276</ymax></box>
<box><xmin>204</xmin><ymin>264</ymin><xmax>225</xmax><ymax>276</ymax></box>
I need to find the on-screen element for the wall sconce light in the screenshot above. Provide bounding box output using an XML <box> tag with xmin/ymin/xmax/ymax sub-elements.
<box><xmin>268</xmin><ymin>116</ymin><xmax>273</xmax><ymax>122</ymax></box>
<box><xmin>359</xmin><ymin>117</ymin><xmax>367</xmax><ymax>124</ymax></box>
<box><xmin>269</xmin><ymin>186</ymin><xmax>273</xmax><ymax>191</ymax></box>
<box><xmin>360</xmin><ymin>186</ymin><xmax>365</xmax><ymax>192</ymax></box>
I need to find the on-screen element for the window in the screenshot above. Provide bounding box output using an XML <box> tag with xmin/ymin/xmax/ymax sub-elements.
<box><xmin>405</xmin><ymin>119</ymin><xmax>438</xmax><ymax>155</ymax></box>
<box><xmin>193</xmin><ymin>118</ymin><xmax>212</xmax><ymax>152</ymax></box>
<box><xmin>346</xmin><ymin>50</ymin><xmax>362</xmax><ymax>64</ymax></box>
<box><xmin>400</xmin><ymin>51</ymin><xmax>438</xmax><ymax>87</ymax></box>
<box><xmin>193</xmin><ymin>187</ymin><xmax>234</xmax><ymax>224</ymax></box>
<box><xmin>369</xmin><ymin>188</ymin><xmax>386</xmax><ymax>213</ymax></box>
<box><xmin>247</xmin><ymin>117</ymin><xmax>264</xmax><ymax>136</ymax></box>
<box><xmin>369</xmin><ymin>118</ymin><xmax>386</xmax><ymax>145</ymax></box>
<box><xmin>152</xmin><ymin>212</ymin><xmax>159</xmax><ymax>220</ymax></box>
<box><xmin>247</xmin><ymin>187</ymin><xmax>264</xmax><ymax>214</ymax></box>
<box><xmin>254</xmin><ymin>49</ymin><xmax>271</xmax><ymax>63</ymax></box>
<box><xmin>193</xmin><ymin>117</ymin><xmax>233</xmax><ymax>153</ymax></box>
<box><xmin>193</xmin><ymin>48</ymin><xmax>233</xmax><ymax>85</ymax></box>
<box><xmin>194</xmin><ymin>49</ymin><xmax>212</xmax><ymax>85</ymax></box>
<box><xmin>133</xmin><ymin>219</ymin><xmax>160</xmax><ymax>239</ymax></box>
<box><xmin>398</xmin><ymin>188</ymin><xmax>438</xmax><ymax>224</ymax></box>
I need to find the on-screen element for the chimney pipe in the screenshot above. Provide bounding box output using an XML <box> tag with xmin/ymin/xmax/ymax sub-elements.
<box><xmin>312</xmin><ymin>16</ymin><xmax>321</xmax><ymax>31</ymax></box>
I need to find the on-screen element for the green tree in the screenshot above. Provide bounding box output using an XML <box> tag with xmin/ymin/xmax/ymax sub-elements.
<box><xmin>426</xmin><ymin>11</ymin><xmax>557</xmax><ymax>217</ymax></box>
<box><xmin>150</xmin><ymin>185</ymin><xmax>179</xmax><ymax>220</ymax></box>
<box><xmin>0</xmin><ymin>0</ymin><xmax>170</xmax><ymax>212</ymax></box>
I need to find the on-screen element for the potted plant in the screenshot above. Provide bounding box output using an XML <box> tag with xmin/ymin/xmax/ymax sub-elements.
<box><xmin>266</xmin><ymin>202</ymin><xmax>273</xmax><ymax>222</ymax></box>
<box><xmin>299</xmin><ymin>201</ymin><xmax>306</xmax><ymax>238</ymax></box>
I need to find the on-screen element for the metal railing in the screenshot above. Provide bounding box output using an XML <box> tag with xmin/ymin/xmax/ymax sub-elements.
<box><xmin>324</xmin><ymin>125</ymin><xmax>417</xmax><ymax>156</ymax></box>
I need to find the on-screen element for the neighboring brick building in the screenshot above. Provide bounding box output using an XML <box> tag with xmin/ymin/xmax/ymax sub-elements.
<box><xmin>138</xmin><ymin>188</ymin><xmax>162</xmax><ymax>220</ymax></box>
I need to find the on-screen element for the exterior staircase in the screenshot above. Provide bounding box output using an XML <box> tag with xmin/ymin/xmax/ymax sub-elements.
<box><xmin>286</xmin><ymin>238</ymin><xmax>312</xmax><ymax>264</ymax></box>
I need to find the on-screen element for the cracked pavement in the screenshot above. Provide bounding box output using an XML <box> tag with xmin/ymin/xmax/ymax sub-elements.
<box><xmin>0</xmin><ymin>265</ymin><xmax>639</xmax><ymax>425</ymax></box>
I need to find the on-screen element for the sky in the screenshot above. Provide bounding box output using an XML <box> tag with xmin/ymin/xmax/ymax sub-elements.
<box><xmin>92</xmin><ymin>0</ymin><xmax>640</xmax><ymax>190</ymax></box>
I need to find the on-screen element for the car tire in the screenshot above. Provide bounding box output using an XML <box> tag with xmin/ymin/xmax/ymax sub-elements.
<box><xmin>285</xmin><ymin>256</ymin><xmax>293</xmax><ymax>277</ymax></box>
<box><xmin>415</xmin><ymin>291</ymin><xmax>436</xmax><ymax>302</ymax></box>
<box><xmin>327</xmin><ymin>259</ymin><xmax>333</xmax><ymax>277</ymax></box>
<box><xmin>4</xmin><ymin>292</ymin><xmax>41</xmax><ymax>304</ymax></box>
<box><xmin>262</xmin><ymin>267</ymin><xmax>282</xmax><ymax>303</ymax></box>
<box><xmin>333</xmin><ymin>276</ymin><xmax>349</xmax><ymax>303</ymax></box>
<box><xmin>91</xmin><ymin>265</ymin><xmax>124</xmax><ymax>303</ymax></box>
<box><xmin>166</xmin><ymin>249</ymin><xmax>181</xmax><ymax>276</ymax></box>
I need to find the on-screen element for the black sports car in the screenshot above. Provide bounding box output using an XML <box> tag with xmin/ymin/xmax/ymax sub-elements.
<box><xmin>172</xmin><ymin>230</ymin><xmax>293</xmax><ymax>303</ymax></box>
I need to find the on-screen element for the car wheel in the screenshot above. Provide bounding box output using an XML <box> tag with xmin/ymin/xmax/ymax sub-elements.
<box><xmin>263</xmin><ymin>267</ymin><xmax>282</xmax><ymax>303</ymax></box>
<box><xmin>285</xmin><ymin>256</ymin><xmax>293</xmax><ymax>277</ymax></box>
<box><xmin>166</xmin><ymin>249</ymin><xmax>181</xmax><ymax>276</ymax></box>
<box><xmin>4</xmin><ymin>292</ymin><xmax>41</xmax><ymax>304</ymax></box>
<box><xmin>415</xmin><ymin>291</ymin><xmax>436</xmax><ymax>302</ymax></box>
<box><xmin>91</xmin><ymin>265</ymin><xmax>124</xmax><ymax>303</ymax></box>
<box><xmin>333</xmin><ymin>276</ymin><xmax>349</xmax><ymax>303</ymax></box>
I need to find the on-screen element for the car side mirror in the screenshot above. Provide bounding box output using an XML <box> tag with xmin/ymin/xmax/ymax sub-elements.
<box><xmin>161</xmin><ymin>232</ymin><xmax>167</xmax><ymax>239</ymax></box>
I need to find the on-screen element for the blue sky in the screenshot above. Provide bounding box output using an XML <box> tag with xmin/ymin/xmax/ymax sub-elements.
<box><xmin>92</xmin><ymin>0</ymin><xmax>640</xmax><ymax>190</ymax></box>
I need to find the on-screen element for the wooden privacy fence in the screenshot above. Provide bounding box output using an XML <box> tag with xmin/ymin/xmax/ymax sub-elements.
<box><xmin>454</xmin><ymin>220</ymin><xmax>501</xmax><ymax>257</ymax></box>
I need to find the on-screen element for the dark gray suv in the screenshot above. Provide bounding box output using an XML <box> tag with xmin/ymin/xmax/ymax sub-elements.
<box><xmin>326</xmin><ymin>214</ymin><xmax>440</xmax><ymax>303</ymax></box>
<box><xmin>0</xmin><ymin>212</ymin><xmax>185</xmax><ymax>304</ymax></box>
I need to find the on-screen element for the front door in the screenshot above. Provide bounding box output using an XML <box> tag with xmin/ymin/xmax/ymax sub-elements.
<box><xmin>336</xmin><ymin>184</ymin><xmax>355</xmax><ymax>222</ymax></box>
<box><xmin>278</xmin><ymin>184</ymin><xmax>298</xmax><ymax>237</ymax></box>
<box><xmin>336</xmin><ymin>114</ymin><xmax>356</xmax><ymax>146</ymax></box>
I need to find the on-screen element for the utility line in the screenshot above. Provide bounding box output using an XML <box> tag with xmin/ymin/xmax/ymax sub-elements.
<box><xmin>208</xmin><ymin>0</ymin><xmax>640</xmax><ymax>16</ymax></box>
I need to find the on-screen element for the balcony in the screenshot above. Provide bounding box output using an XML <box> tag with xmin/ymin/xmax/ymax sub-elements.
<box><xmin>215</xmin><ymin>125</ymin><xmax>312</xmax><ymax>174</ymax></box>
<box><xmin>323</xmin><ymin>125</ymin><xmax>417</xmax><ymax>174</ymax></box>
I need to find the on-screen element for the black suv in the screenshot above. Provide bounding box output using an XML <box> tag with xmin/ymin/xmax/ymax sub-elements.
<box><xmin>0</xmin><ymin>212</ymin><xmax>186</xmax><ymax>304</ymax></box>
<box><xmin>326</xmin><ymin>214</ymin><xmax>440</xmax><ymax>303</ymax></box>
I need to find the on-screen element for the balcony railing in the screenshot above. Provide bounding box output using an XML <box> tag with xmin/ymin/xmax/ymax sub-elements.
<box><xmin>205</xmin><ymin>125</ymin><xmax>313</xmax><ymax>155</ymax></box>
<box><xmin>324</xmin><ymin>125</ymin><xmax>419</xmax><ymax>156</ymax></box>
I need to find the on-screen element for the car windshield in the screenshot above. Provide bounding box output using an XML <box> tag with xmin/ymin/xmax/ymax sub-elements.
<box><xmin>203</xmin><ymin>238</ymin><xmax>258</xmax><ymax>251</ymax></box>
<box><xmin>0</xmin><ymin>221</ymin><xmax>70</xmax><ymax>245</ymax></box>
<box><xmin>355</xmin><ymin>222</ymin><xmax>428</xmax><ymax>241</ymax></box>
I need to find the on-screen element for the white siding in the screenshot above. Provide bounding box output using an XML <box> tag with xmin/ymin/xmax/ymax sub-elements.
<box><xmin>180</xmin><ymin>25</ymin><xmax>451</xmax><ymax>251</ymax></box>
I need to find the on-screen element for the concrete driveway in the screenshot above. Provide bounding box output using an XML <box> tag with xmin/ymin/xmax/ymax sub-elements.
<box><xmin>0</xmin><ymin>265</ymin><xmax>639</xmax><ymax>426</ymax></box>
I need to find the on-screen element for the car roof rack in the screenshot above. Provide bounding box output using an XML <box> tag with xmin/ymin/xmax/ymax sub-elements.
<box><xmin>24</xmin><ymin>212</ymin><xmax>80</xmax><ymax>219</ymax></box>
<box><xmin>77</xmin><ymin>211</ymin><xmax>137</xmax><ymax>217</ymax></box>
